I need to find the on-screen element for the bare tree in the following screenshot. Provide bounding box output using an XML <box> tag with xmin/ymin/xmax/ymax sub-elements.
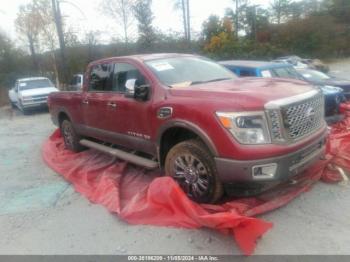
<box><xmin>174</xmin><ymin>0</ymin><xmax>191</xmax><ymax>41</ymax></box>
<box><xmin>32</xmin><ymin>0</ymin><xmax>61</xmax><ymax>87</ymax></box>
<box><xmin>83</xmin><ymin>30</ymin><xmax>101</xmax><ymax>62</ymax></box>
<box><xmin>101</xmin><ymin>0</ymin><xmax>135</xmax><ymax>45</ymax></box>
<box><xmin>15</xmin><ymin>3</ymin><xmax>41</xmax><ymax>72</ymax></box>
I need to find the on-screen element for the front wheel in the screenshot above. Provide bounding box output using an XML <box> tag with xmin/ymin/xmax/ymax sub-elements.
<box><xmin>60</xmin><ymin>119</ymin><xmax>84</xmax><ymax>152</ymax></box>
<box><xmin>165</xmin><ymin>139</ymin><xmax>223</xmax><ymax>203</ymax></box>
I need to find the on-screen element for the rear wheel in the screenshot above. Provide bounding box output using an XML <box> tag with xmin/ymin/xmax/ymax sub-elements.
<box><xmin>165</xmin><ymin>139</ymin><xmax>223</xmax><ymax>203</ymax></box>
<box><xmin>60</xmin><ymin>119</ymin><xmax>84</xmax><ymax>152</ymax></box>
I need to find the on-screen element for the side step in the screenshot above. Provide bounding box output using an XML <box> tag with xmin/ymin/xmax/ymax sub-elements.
<box><xmin>80</xmin><ymin>139</ymin><xmax>159</xmax><ymax>170</ymax></box>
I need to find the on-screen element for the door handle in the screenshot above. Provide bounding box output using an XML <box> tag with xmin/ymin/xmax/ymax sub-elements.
<box><xmin>82</xmin><ymin>99</ymin><xmax>89</xmax><ymax>105</ymax></box>
<box><xmin>107</xmin><ymin>102</ymin><xmax>117</xmax><ymax>108</ymax></box>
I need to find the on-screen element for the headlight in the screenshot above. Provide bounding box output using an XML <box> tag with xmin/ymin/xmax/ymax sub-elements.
<box><xmin>216</xmin><ymin>111</ymin><xmax>271</xmax><ymax>144</ymax></box>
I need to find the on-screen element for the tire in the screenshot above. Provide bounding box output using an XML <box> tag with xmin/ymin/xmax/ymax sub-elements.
<box><xmin>60</xmin><ymin>119</ymin><xmax>84</xmax><ymax>152</ymax></box>
<box><xmin>18</xmin><ymin>101</ymin><xmax>28</xmax><ymax>115</ymax></box>
<box><xmin>164</xmin><ymin>139</ymin><xmax>223</xmax><ymax>203</ymax></box>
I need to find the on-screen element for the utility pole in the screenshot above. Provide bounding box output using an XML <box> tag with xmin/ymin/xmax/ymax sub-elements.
<box><xmin>186</xmin><ymin>0</ymin><xmax>190</xmax><ymax>42</ymax></box>
<box><xmin>181</xmin><ymin>0</ymin><xmax>188</xmax><ymax>40</ymax></box>
<box><xmin>235</xmin><ymin>0</ymin><xmax>239</xmax><ymax>38</ymax></box>
<box><xmin>52</xmin><ymin>0</ymin><xmax>68</xmax><ymax>86</ymax></box>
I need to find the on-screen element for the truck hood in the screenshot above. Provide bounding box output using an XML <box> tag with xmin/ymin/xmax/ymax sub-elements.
<box><xmin>168</xmin><ymin>78</ymin><xmax>316</xmax><ymax>109</ymax></box>
<box><xmin>20</xmin><ymin>87</ymin><xmax>59</xmax><ymax>97</ymax></box>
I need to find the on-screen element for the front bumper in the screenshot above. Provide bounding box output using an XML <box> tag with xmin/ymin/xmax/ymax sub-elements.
<box><xmin>21</xmin><ymin>100</ymin><xmax>48</xmax><ymax>109</ymax></box>
<box><xmin>215</xmin><ymin>132</ymin><xmax>327</xmax><ymax>184</ymax></box>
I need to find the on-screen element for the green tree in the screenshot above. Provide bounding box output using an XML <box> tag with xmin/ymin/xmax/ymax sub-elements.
<box><xmin>270</xmin><ymin>0</ymin><xmax>292</xmax><ymax>24</ymax></box>
<box><xmin>328</xmin><ymin>0</ymin><xmax>350</xmax><ymax>24</ymax></box>
<box><xmin>226</xmin><ymin>0</ymin><xmax>249</xmax><ymax>37</ymax></box>
<box><xmin>133</xmin><ymin>0</ymin><xmax>156</xmax><ymax>50</ymax></box>
<box><xmin>202</xmin><ymin>15</ymin><xmax>224</xmax><ymax>42</ymax></box>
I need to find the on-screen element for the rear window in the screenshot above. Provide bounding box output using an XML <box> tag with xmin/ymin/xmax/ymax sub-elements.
<box><xmin>19</xmin><ymin>79</ymin><xmax>54</xmax><ymax>90</ymax></box>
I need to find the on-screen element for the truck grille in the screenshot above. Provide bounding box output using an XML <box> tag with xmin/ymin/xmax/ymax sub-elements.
<box><xmin>267</xmin><ymin>92</ymin><xmax>325</xmax><ymax>142</ymax></box>
<box><xmin>32</xmin><ymin>94</ymin><xmax>48</xmax><ymax>102</ymax></box>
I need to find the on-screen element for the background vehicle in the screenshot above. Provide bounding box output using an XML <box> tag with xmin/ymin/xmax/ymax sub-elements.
<box><xmin>220</xmin><ymin>60</ymin><xmax>345</xmax><ymax>122</ymax></box>
<box><xmin>8</xmin><ymin>77</ymin><xmax>59</xmax><ymax>113</ymax></box>
<box><xmin>273</xmin><ymin>55</ymin><xmax>329</xmax><ymax>73</ymax></box>
<box><xmin>297</xmin><ymin>68</ymin><xmax>350</xmax><ymax>98</ymax></box>
<box><xmin>48</xmin><ymin>54</ymin><xmax>327</xmax><ymax>203</ymax></box>
<box><xmin>68</xmin><ymin>74</ymin><xmax>84</xmax><ymax>91</ymax></box>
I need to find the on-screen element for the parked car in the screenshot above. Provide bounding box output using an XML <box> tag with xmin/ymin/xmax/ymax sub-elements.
<box><xmin>48</xmin><ymin>54</ymin><xmax>327</xmax><ymax>203</ymax></box>
<box><xmin>219</xmin><ymin>60</ymin><xmax>345</xmax><ymax>122</ymax></box>
<box><xmin>68</xmin><ymin>74</ymin><xmax>84</xmax><ymax>91</ymax></box>
<box><xmin>296</xmin><ymin>68</ymin><xmax>350</xmax><ymax>98</ymax></box>
<box><xmin>8</xmin><ymin>77</ymin><xmax>59</xmax><ymax>113</ymax></box>
<box><xmin>273</xmin><ymin>56</ymin><xmax>329</xmax><ymax>73</ymax></box>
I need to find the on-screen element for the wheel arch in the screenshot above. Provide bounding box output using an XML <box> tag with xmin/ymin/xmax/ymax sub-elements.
<box><xmin>57</xmin><ymin>109</ymin><xmax>73</xmax><ymax>127</ymax></box>
<box><xmin>157</xmin><ymin>120</ymin><xmax>218</xmax><ymax>168</ymax></box>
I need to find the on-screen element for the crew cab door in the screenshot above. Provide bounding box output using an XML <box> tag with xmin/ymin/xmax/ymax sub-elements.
<box><xmin>82</xmin><ymin>62</ymin><xmax>155</xmax><ymax>155</ymax></box>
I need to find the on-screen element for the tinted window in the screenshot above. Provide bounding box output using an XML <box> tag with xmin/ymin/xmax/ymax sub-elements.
<box><xmin>89</xmin><ymin>64</ymin><xmax>113</xmax><ymax>91</ymax></box>
<box><xmin>76</xmin><ymin>76</ymin><xmax>82</xmax><ymax>84</ymax></box>
<box><xmin>19</xmin><ymin>79</ymin><xmax>54</xmax><ymax>90</ymax></box>
<box><xmin>70</xmin><ymin>76</ymin><xmax>76</xmax><ymax>85</ymax></box>
<box><xmin>239</xmin><ymin>69</ymin><xmax>256</xmax><ymax>77</ymax></box>
<box><xmin>112</xmin><ymin>63</ymin><xmax>147</xmax><ymax>93</ymax></box>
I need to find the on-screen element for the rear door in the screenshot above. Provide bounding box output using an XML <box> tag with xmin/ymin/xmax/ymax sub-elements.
<box><xmin>82</xmin><ymin>63</ymin><xmax>114</xmax><ymax>133</ymax></box>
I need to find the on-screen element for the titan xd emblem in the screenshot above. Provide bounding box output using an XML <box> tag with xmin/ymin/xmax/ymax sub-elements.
<box><xmin>306</xmin><ymin>106</ymin><xmax>316</xmax><ymax>123</ymax></box>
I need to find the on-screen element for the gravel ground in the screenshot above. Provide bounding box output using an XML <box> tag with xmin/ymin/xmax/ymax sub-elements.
<box><xmin>0</xmin><ymin>60</ymin><xmax>350</xmax><ymax>256</ymax></box>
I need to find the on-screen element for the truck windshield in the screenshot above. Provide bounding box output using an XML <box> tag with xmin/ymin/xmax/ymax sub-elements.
<box><xmin>145</xmin><ymin>57</ymin><xmax>236</xmax><ymax>87</ymax></box>
<box><xmin>261</xmin><ymin>67</ymin><xmax>304</xmax><ymax>80</ymax></box>
<box><xmin>298</xmin><ymin>69</ymin><xmax>331</xmax><ymax>82</ymax></box>
<box><xmin>19</xmin><ymin>79</ymin><xmax>54</xmax><ymax>90</ymax></box>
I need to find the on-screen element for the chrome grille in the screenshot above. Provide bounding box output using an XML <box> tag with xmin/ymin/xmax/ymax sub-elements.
<box><xmin>282</xmin><ymin>94</ymin><xmax>324</xmax><ymax>140</ymax></box>
<box><xmin>32</xmin><ymin>94</ymin><xmax>48</xmax><ymax>102</ymax></box>
<box><xmin>266</xmin><ymin>91</ymin><xmax>325</xmax><ymax>143</ymax></box>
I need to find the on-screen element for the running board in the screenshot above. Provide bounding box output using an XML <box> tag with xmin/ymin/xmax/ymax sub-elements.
<box><xmin>80</xmin><ymin>139</ymin><xmax>158</xmax><ymax>169</ymax></box>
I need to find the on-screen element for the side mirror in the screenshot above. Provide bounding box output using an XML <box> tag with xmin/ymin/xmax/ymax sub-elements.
<box><xmin>125</xmin><ymin>79</ymin><xmax>136</xmax><ymax>98</ymax></box>
<box><xmin>125</xmin><ymin>79</ymin><xmax>150</xmax><ymax>101</ymax></box>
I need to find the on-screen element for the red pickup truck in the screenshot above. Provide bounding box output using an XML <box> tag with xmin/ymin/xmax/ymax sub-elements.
<box><xmin>48</xmin><ymin>53</ymin><xmax>327</xmax><ymax>203</ymax></box>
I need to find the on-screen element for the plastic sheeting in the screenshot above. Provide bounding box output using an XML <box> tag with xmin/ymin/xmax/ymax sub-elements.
<box><xmin>42</xmin><ymin>120</ymin><xmax>348</xmax><ymax>255</ymax></box>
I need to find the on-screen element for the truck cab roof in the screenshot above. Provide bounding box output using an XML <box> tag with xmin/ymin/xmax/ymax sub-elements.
<box><xmin>17</xmin><ymin>77</ymin><xmax>50</xmax><ymax>82</ymax></box>
<box><xmin>90</xmin><ymin>53</ymin><xmax>197</xmax><ymax>65</ymax></box>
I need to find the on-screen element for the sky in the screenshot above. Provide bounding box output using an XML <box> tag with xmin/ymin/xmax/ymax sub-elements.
<box><xmin>0</xmin><ymin>0</ymin><xmax>269</xmax><ymax>46</ymax></box>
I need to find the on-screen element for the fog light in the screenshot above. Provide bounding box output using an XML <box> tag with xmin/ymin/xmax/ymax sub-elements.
<box><xmin>252</xmin><ymin>163</ymin><xmax>277</xmax><ymax>179</ymax></box>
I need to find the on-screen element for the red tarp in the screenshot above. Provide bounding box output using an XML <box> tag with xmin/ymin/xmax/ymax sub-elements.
<box><xmin>42</xmin><ymin>119</ymin><xmax>349</xmax><ymax>255</ymax></box>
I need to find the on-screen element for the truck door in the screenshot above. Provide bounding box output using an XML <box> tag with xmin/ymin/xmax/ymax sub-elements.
<box><xmin>104</xmin><ymin>62</ymin><xmax>154</xmax><ymax>153</ymax></box>
<box><xmin>82</xmin><ymin>63</ymin><xmax>114</xmax><ymax>134</ymax></box>
<box><xmin>82</xmin><ymin>62</ymin><xmax>154</xmax><ymax>154</ymax></box>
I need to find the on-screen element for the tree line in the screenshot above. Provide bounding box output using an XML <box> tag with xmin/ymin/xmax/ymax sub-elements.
<box><xmin>0</xmin><ymin>0</ymin><xmax>350</xmax><ymax>90</ymax></box>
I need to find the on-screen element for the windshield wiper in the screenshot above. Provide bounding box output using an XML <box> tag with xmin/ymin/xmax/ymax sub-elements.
<box><xmin>190</xmin><ymin>78</ymin><xmax>231</xmax><ymax>86</ymax></box>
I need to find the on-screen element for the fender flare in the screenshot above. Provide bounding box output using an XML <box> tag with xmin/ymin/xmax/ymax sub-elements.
<box><xmin>56</xmin><ymin>107</ymin><xmax>73</xmax><ymax>126</ymax></box>
<box><xmin>156</xmin><ymin>119</ymin><xmax>218</xmax><ymax>157</ymax></box>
